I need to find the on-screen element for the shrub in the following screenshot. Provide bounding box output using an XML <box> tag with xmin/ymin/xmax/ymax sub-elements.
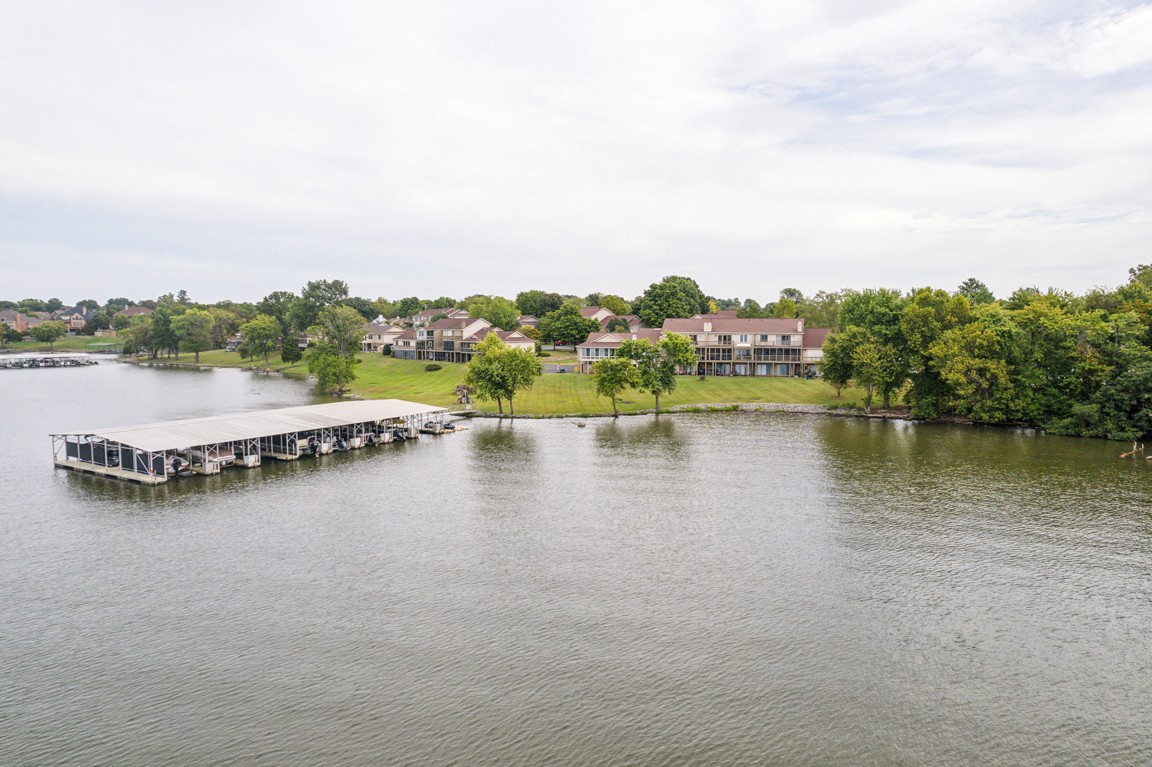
<box><xmin>425</xmin><ymin>363</ymin><xmax>442</xmax><ymax>371</ymax></box>
<box><xmin>539</xmin><ymin>351</ymin><xmax>552</xmax><ymax>357</ymax></box>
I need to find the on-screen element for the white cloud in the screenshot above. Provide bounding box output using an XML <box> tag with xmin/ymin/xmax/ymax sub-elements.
<box><xmin>0</xmin><ymin>1</ymin><xmax>1150</xmax><ymax>302</ymax></box>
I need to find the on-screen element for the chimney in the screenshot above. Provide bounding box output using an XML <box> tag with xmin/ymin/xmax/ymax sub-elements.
<box><xmin>796</xmin><ymin>320</ymin><xmax>803</xmax><ymax>333</ymax></box>
<box><xmin>704</xmin><ymin>321</ymin><xmax>712</xmax><ymax>332</ymax></box>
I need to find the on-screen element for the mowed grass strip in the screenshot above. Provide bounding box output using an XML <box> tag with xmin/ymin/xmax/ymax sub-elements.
<box><xmin>155</xmin><ymin>351</ymin><xmax>864</xmax><ymax>415</ymax></box>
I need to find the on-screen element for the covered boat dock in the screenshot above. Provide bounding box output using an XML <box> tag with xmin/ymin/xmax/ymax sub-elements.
<box><xmin>51</xmin><ymin>399</ymin><xmax>449</xmax><ymax>485</ymax></box>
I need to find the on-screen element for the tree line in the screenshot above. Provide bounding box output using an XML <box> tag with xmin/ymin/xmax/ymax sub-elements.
<box><xmin>819</xmin><ymin>268</ymin><xmax>1152</xmax><ymax>440</ymax></box>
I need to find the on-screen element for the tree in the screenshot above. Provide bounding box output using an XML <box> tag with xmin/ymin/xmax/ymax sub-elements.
<box><xmin>257</xmin><ymin>290</ymin><xmax>298</xmax><ymax>334</ymax></box>
<box><xmin>900</xmin><ymin>288</ymin><xmax>971</xmax><ymax>417</ymax></box>
<box><xmin>308</xmin><ymin>351</ymin><xmax>358</xmax><ymax>394</ymax></box>
<box><xmin>310</xmin><ymin>305</ymin><xmax>366</xmax><ymax>357</ymax></box>
<box><xmin>819</xmin><ymin>331</ymin><xmax>854</xmax><ymax>397</ymax></box>
<box><xmin>305</xmin><ymin>305</ymin><xmax>365</xmax><ymax>394</ymax></box>
<box><xmin>119</xmin><ymin>317</ymin><xmax>153</xmax><ymax>356</ymax></box>
<box><xmin>538</xmin><ymin>305</ymin><xmax>600</xmax><ymax>346</ymax></box>
<box><xmin>240</xmin><ymin>314</ymin><xmax>282</xmax><ymax>366</ymax></box>
<box><xmin>957</xmin><ymin>278</ymin><xmax>995</xmax><ymax>305</ymax></box>
<box><xmin>516</xmin><ymin>290</ymin><xmax>564</xmax><ymax>317</ymax></box>
<box><xmin>604</xmin><ymin>317</ymin><xmax>630</xmax><ymax>333</ymax></box>
<box><xmin>593</xmin><ymin>357</ymin><xmax>640</xmax><ymax>416</ymax></box>
<box><xmin>632</xmin><ymin>275</ymin><xmax>709</xmax><ymax>328</ymax></box>
<box><xmin>773</xmin><ymin>298</ymin><xmax>798</xmax><ymax>318</ymax></box>
<box><xmin>280</xmin><ymin>343</ymin><xmax>303</xmax><ymax>365</ymax></box>
<box><xmin>341</xmin><ymin>296</ymin><xmax>377</xmax><ymax>321</ymax></box>
<box><xmin>617</xmin><ymin>333</ymin><xmax>697</xmax><ymax>413</ymax></box>
<box><xmin>30</xmin><ymin>321</ymin><xmax>67</xmax><ymax>349</ymax></box>
<box><xmin>208</xmin><ymin>307</ymin><xmax>243</xmax><ymax>349</ymax></box>
<box><xmin>171</xmin><ymin>308</ymin><xmax>214</xmax><ymax>363</ymax></box>
<box><xmin>0</xmin><ymin>323</ymin><xmax>22</xmax><ymax>347</ymax></box>
<box><xmin>600</xmin><ymin>294</ymin><xmax>631</xmax><ymax>316</ymax></box>
<box><xmin>737</xmin><ymin>299</ymin><xmax>764</xmax><ymax>318</ymax></box>
<box><xmin>466</xmin><ymin>295</ymin><xmax>520</xmax><ymax>329</ymax></box>
<box><xmin>288</xmin><ymin>279</ymin><xmax>349</xmax><ymax>333</ymax></box>
<box><xmin>395</xmin><ymin>296</ymin><xmax>424</xmax><ymax>319</ymax></box>
<box><xmin>464</xmin><ymin>333</ymin><xmax>542</xmax><ymax>416</ymax></box>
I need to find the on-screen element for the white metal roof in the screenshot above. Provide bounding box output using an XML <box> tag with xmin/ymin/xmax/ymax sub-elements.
<box><xmin>52</xmin><ymin>399</ymin><xmax>447</xmax><ymax>453</ymax></box>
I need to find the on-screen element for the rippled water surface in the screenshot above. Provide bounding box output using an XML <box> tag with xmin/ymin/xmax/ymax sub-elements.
<box><xmin>2</xmin><ymin>362</ymin><xmax>1150</xmax><ymax>765</ymax></box>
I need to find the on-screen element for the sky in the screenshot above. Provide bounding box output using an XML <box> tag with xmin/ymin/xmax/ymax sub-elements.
<box><xmin>1</xmin><ymin>0</ymin><xmax>1151</xmax><ymax>306</ymax></box>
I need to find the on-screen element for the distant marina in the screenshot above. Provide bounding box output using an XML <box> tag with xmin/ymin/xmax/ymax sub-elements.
<box><xmin>51</xmin><ymin>399</ymin><xmax>454</xmax><ymax>485</ymax></box>
<box><xmin>1</xmin><ymin>353</ymin><xmax>100</xmax><ymax>369</ymax></box>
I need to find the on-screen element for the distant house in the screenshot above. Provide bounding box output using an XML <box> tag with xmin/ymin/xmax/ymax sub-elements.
<box><xmin>576</xmin><ymin>329</ymin><xmax>663</xmax><ymax>373</ymax></box>
<box><xmin>53</xmin><ymin>306</ymin><xmax>95</xmax><ymax>331</ymax></box>
<box><xmin>662</xmin><ymin>317</ymin><xmax>823</xmax><ymax>377</ymax></box>
<box><xmin>362</xmin><ymin>322</ymin><xmax>404</xmax><ymax>353</ymax></box>
<box><xmin>517</xmin><ymin>315</ymin><xmax>538</xmax><ymax>328</ymax></box>
<box><xmin>579</xmin><ymin>306</ymin><xmax>615</xmax><ymax>324</ymax></box>
<box><xmin>115</xmin><ymin>306</ymin><xmax>154</xmax><ymax>320</ymax></box>
<box><xmin>0</xmin><ymin>310</ymin><xmax>33</xmax><ymax>333</ymax></box>
<box><xmin>411</xmin><ymin>307</ymin><xmax>469</xmax><ymax>327</ymax></box>
<box><xmin>577</xmin><ymin>317</ymin><xmax>832</xmax><ymax>377</ymax></box>
<box><xmin>395</xmin><ymin>317</ymin><xmax>536</xmax><ymax>363</ymax></box>
<box><xmin>392</xmin><ymin>329</ymin><xmax>419</xmax><ymax>360</ymax></box>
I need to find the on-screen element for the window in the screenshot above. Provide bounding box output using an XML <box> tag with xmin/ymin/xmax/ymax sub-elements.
<box><xmin>738</xmin><ymin>334</ymin><xmax>748</xmax><ymax>343</ymax></box>
<box><xmin>689</xmin><ymin>335</ymin><xmax>698</xmax><ymax>344</ymax></box>
<box><xmin>780</xmin><ymin>334</ymin><xmax>791</xmax><ymax>345</ymax></box>
<box><xmin>758</xmin><ymin>334</ymin><xmax>769</xmax><ymax>343</ymax></box>
<box><xmin>716</xmin><ymin>334</ymin><xmax>732</xmax><ymax>345</ymax></box>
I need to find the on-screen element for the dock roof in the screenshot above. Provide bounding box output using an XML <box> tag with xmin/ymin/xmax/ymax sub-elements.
<box><xmin>52</xmin><ymin>400</ymin><xmax>446</xmax><ymax>453</ymax></box>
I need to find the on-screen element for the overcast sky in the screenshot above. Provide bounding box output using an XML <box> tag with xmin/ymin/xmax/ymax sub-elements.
<box><xmin>2</xmin><ymin>1</ymin><xmax>1150</xmax><ymax>305</ymax></box>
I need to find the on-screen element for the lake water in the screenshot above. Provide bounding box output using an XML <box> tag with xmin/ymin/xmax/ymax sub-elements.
<box><xmin>2</xmin><ymin>361</ymin><xmax>1150</xmax><ymax>765</ymax></box>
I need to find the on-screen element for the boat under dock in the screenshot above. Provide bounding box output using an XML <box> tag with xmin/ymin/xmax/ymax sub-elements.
<box><xmin>51</xmin><ymin>399</ymin><xmax>451</xmax><ymax>485</ymax></box>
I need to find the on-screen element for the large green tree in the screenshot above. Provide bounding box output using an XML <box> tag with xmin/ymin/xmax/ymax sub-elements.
<box><xmin>310</xmin><ymin>305</ymin><xmax>366</xmax><ymax>357</ymax></box>
<box><xmin>30</xmin><ymin>321</ymin><xmax>68</xmax><ymax>349</ymax></box>
<box><xmin>240</xmin><ymin>314</ymin><xmax>282</xmax><ymax>366</ymax></box>
<box><xmin>516</xmin><ymin>290</ymin><xmax>564</xmax><ymax>317</ymax></box>
<box><xmin>632</xmin><ymin>275</ymin><xmax>708</xmax><ymax>328</ymax></box>
<box><xmin>957</xmin><ymin>277</ymin><xmax>995</xmax><ymax>305</ymax></box>
<box><xmin>538</xmin><ymin>305</ymin><xmax>600</xmax><ymax>346</ymax></box>
<box><xmin>466</xmin><ymin>295</ymin><xmax>520</xmax><ymax>330</ymax></box>
<box><xmin>593</xmin><ymin>356</ymin><xmax>641</xmax><ymax>417</ymax></box>
<box><xmin>464</xmin><ymin>333</ymin><xmax>542</xmax><ymax>416</ymax></box>
<box><xmin>171</xmin><ymin>308</ymin><xmax>214</xmax><ymax>363</ymax></box>
<box><xmin>617</xmin><ymin>333</ymin><xmax>697</xmax><ymax>413</ymax></box>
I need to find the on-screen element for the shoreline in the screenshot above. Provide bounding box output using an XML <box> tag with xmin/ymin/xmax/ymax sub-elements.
<box><xmin>124</xmin><ymin>356</ymin><xmax>1008</xmax><ymax>433</ymax></box>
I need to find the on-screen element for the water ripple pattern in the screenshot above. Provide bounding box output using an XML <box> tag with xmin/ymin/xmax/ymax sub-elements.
<box><xmin>1</xmin><ymin>365</ymin><xmax>1150</xmax><ymax>765</ymax></box>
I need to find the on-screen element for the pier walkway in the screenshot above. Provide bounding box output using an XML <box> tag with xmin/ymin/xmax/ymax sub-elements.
<box><xmin>51</xmin><ymin>399</ymin><xmax>448</xmax><ymax>485</ymax></box>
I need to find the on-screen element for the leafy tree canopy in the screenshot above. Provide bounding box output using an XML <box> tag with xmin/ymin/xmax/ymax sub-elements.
<box><xmin>538</xmin><ymin>305</ymin><xmax>600</xmax><ymax>346</ymax></box>
<box><xmin>632</xmin><ymin>275</ymin><xmax>709</xmax><ymax>328</ymax></box>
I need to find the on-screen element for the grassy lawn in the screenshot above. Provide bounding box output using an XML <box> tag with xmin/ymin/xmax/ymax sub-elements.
<box><xmin>149</xmin><ymin>351</ymin><xmax>865</xmax><ymax>415</ymax></box>
<box><xmin>354</xmin><ymin>356</ymin><xmax>863</xmax><ymax>415</ymax></box>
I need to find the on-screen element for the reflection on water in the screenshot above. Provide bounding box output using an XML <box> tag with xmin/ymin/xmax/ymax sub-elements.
<box><xmin>2</xmin><ymin>369</ymin><xmax>1151</xmax><ymax>767</ymax></box>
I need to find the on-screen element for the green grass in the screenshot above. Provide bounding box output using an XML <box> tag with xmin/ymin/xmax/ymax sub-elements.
<box><xmin>154</xmin><ymin>351</ymin><xmax>866</xmax><ymax>416</ymax></box>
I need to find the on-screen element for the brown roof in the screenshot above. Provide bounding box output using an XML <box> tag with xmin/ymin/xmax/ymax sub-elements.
<box><xmin>662</xmin><ymin>317</ymin><xmax>805</xmax><ymax>334</ymax></box>
<box><xmin>428</xmin><ymin>317</ymin><xmax>473</xmax><ymax>330</ymax></box>
<box><xmin>115</xmin><ymin>306</ymin><xmax>153</xmax><ymax>317</ymax></box>
<box><xmin>803</xmin><ymin>328</ymin><xmax>832</xmax><ymax>348</ymax></box>
<box><xmin>579</xmin><ymin>306</ymin><xmax>604</xmax><ymax>318</ymax></box>
<box><xmin>394</xmin><ymin>329</ymin><xmax>417</xmax><ymax>340</ymax></box>
<box><xmin>466</xmin><ymin>328</ymin><xmax>533</xmax><ymax>345</ymax></box>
